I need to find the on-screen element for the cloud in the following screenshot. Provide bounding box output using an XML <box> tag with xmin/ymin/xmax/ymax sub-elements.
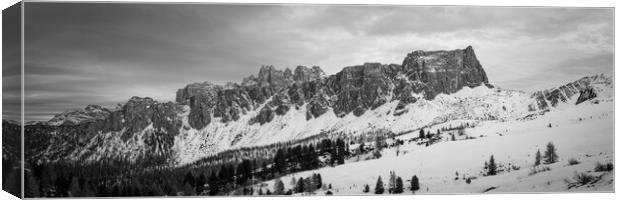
<box><xmin>21</xmin><ymin>3</ymin><xmax>613</xmax><ymax>121</ymax></box>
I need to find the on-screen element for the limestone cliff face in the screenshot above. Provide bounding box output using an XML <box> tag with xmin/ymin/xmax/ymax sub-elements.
<box><xmin>174</xmin><ymin>46</ymin><xmax>492</xmax><ymax>127</ymax></box>
<box><xmin>401</xmin><ymin>45</ymin><xmax>489</xmax><ymax>99</ymax></box>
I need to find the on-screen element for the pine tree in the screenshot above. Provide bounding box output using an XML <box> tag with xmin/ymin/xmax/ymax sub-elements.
<box><xmin>266</xmin><ymin>189</ymin><xmax>272</xmax><ymax>195</ymax></box>
<box><xmin>487</xmin><ymin>155</ymin><xmax>497</xmax><ymax>176</ymax></box>
<box><xmin>207</xmin><ymin>171</ymin><xmax>219</xmax><ymax>196</ymax></box>
<box><xmin>451</xmin><ymin>133</ymin><xmax>456</xmax><ymax>141</ymax></box>
<box><xmin>388</xmin><ymin>171</ymin><xmax>396</xmax><ymax>193</ymax></box>
<box><xmin>295</xmin><ymin>177</ymin><xmax>305</xmax><ymax>193</ymax></box>
<box><xmin>394</xmin><ymin>177</ymin><xmax>404</xmax><ymax>194</ymax></box>
<box><xmin>273</xmin><ymin>178</ymin><xmax>285</xmax><ymax>195</ymax></box>
<box><xmin>305</xmin><ymin>176</ymin><xmax>317</xmax><ymax>193</ymax></box>
<box><xmin>410</xmin><ymin>175</ymin><xmax>419</xmax><ymax>191</ymax></box>
<box><xmin>290</xmin><ymin>176</ymin><xmax>296</xmax><ymax>186</ymax></box>
<box><xmin>68</xmin><ymin>177</ymin><xmax>81</xmax><ymax>197</ymax></box>
<box><xmin>419</xmin><ymin>129</ymin><xmax>425</xmax><ymax>139</ymax></box>
<box><xmin>258</xmin><ymin>188</ymin><xmax>263</xmax><ymax>195</ymax></box>
<box><xmin>316</xmin><ymin>173</ymin><xmax>323</xmax><ymax>189</ymax></box>
<box><xmin>195</xmin><ymin>173</ymin><xmax>207</xmax><ymax>195</ymax></box>
<box><xmin>543</xmin><ymin>142</ymin><xmax>558</xmax><ymax>164</ymax></box>
<box><xmin>359</xmin><ymin>142</ymin><xmax>365</xmax><ymax>154</ymax></box>
<box><xmin>25</xmin><ymin>169</ymin><xmax>40</xmax><ymax>198</ymax></box>
<box><xmin>363</xmin><ymin>184</ymin><xmax>370</xmax><ymax>193</ymax></box>
<box><xmin>534</xmin><ymin>149</ymin><xmax>542</xmax><ymax>166</ymax></box>
<box><xmin>374</xmin><ymin>176</ymin><xmax>384</xmax><ymax>194</ymax></box>
<box><xmin>183</xmin><ymin>171</ymin><xmax>195</xmax><ymax>187</ymax></box>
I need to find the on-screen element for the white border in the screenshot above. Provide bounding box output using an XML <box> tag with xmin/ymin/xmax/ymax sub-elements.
<box><xmin>1</xmin><ymin>1</ymin><xmax>617</xmax><ymax>200</ymax></box>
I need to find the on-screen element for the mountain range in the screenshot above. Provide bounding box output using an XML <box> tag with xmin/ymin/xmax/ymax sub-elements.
<box><xmin>16</xmin><ymin>46</ymin><xmax>613</xmax><ymax>166</ymax></box>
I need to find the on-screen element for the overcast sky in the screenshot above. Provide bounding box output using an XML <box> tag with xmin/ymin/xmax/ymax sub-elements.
<box><xmin>22</xmin><ymin>3</ymin><xmax>613</xmax><ymax>121</ymax></box>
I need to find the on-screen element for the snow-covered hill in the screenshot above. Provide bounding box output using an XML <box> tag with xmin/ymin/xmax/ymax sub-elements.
<box><xmin>255</xmin><ymin>90</ymin><xmax>614</xmax><ymax>194</ymax></box>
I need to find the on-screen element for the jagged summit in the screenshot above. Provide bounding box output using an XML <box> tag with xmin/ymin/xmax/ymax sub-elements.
<box><xmin>47</xmin><ymin>104</ymin><xmax>112</xmax><ymax>126</ymax></box>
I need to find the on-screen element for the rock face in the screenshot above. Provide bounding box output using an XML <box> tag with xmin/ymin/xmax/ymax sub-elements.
<box><xmin>174</xmin><ymin>46</ymin><xmax>492</xmax><ymax>127</ymax></box>
<box><xmin>401</xmin><ymin>46</ymin><xmax>489</xmax><ymax>99</ymax></box>
<box><xmin>576</xmin><ymin>87</ymin><xmax>597</xmax><ymax>105</ymax></box>
<box><xmin>47</xmin><ymin>104</ymin><xmax>112</xmax><ymax>126</ymax></box>
<box><xmin>530</xmin><ymin>74</ymin><xmax>610</xmax><ymax>110</ymax></box>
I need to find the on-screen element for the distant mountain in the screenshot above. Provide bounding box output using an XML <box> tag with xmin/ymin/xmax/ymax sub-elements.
<box><xmin>22</xmin><ymin>46</ymin><xmax>613</xmax><ymax>166</ymax></box>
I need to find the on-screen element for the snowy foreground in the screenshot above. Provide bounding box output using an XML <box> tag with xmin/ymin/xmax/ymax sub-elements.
<box><xmin>256</xmin><ymin>99</ymin><xmax>614</xmax><ymax>194</ymax></box>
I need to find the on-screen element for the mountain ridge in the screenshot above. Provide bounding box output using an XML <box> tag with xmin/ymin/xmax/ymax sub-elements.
<box><xmin>20</xmin><ymin>46</ymin><xmax>613</xmax><ymax>166</ymax></box>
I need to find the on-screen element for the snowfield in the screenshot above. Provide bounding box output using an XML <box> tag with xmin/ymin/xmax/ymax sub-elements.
<box><xmin>172</xmin><ymin>85</ymin><xmax>537</xmax><ymax>165</ymax></box>
<box><xmin>255</xmin><ymin>97</ymin><xmax>613</xmax><ymax>194</ymax></box>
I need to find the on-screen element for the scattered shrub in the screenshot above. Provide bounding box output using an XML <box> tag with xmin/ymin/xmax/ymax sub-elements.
<box><xmin>567</xmin><ymin>158</ymin><xmax>580</xmax><ymax>166</ymax></box>
<box><xmin>594</xmin><ymin>162</ymin><xmax>613</xmax><ymax>172</ymax></box>
<box><xmin>362</xmin><ymin>184</ymin><xmax>369</xmax><ymax>193</ymax></box>
<box><xmin>325</xmin><ymin>191</ymin><xmax>333</xmax><ymax>195</ymax></box>
<box><xmin>528</xmin><ymin>166</ymin><xmax>551</xmax><ymax>176</ymax></box>
<box><xmin>573</xmin><ymin>172</ymin><xmax>594</xmax><ymax>185</ymax></box>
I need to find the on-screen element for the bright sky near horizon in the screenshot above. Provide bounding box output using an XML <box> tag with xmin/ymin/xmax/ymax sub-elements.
<box><xmin>8</xmin><ymin>3</ymin><xmax>613</xmax><ymax>121</ymax></box>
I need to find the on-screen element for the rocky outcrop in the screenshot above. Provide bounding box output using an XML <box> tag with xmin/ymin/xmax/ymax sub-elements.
<box><xmin>175</xmin><ymin>46</ymin><xmax>492</xmax><ymax>128</ymax></box>
<box><xmin>327</xmin><ymin>63</ymin><xmax>395</xmax><ymax>117</ymax></box>
<box><xmin>102</xmin><ymin>97</ymin><xmax>182</xmax><ymax>141</ymax></box>
<box><xmin>47</xmin><ymin>104</ymin><xmax>112</xmax><ymax>126</ymax></box>
<box><xmin>575</xmin><ymin>87</ymin><xmax>597</xmax><ymax>105</ymax></box>
<box><xmin>401</xmin><ymin>45</ymin><xmax>489</xmax><ymax>99</ymax></box>
<box><xmin>530</xmin><ymin>74</ymin><xmax>609</xmax><ymax>110</ymax></box>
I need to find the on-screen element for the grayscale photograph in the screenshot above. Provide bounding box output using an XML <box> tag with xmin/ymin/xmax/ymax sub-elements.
<box><xmin>1</xmin><ymin>1</ymin><xmax>615</xmax><ymax>198</ymax></box>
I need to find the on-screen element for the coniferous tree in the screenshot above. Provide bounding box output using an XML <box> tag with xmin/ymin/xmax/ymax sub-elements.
<box><xmin>305</xmin><ymin>176</ymin><xmax>317</xmax><ymax>193</ymax></box>
<box><xmin>363</xmin><ymin>184</ymin><xmax>370</xmax><ymax>193</ymax></box>
<box><xmin>183</xmin><ymin>171</ymin><xmax>195</xmax><ymax>188</ymax></box>
<box><xmin>410</xmin><ymin>175</ymin><xmax>419</xmax><ymax>191</ymax></box>
<box><xmin>394</xmin><ymin>177</ymin><xmax>404</xmax><ymax>194</ymax></box>
<box><xmin>375</xmin><ymin>176</ymin><xmax>384</xmax><ymax>194</ymax></box>
<box><xmin>266</xmin><ymin>189</ymin><xmax>272</xmax><ymax>195</ymax></box>
<box><xmin>543</xmin><ymin>142</ymin><xmax>558</xmax><ymax>164</ymax></box>
<box><xmin>388</xmin><ymin>171</ymin><xmax>396</xmax><ymax>193</ymax></box>
<box><xmin>316</xmin><ymin>173</ymin><xmax>323</xmax><ymax>189</ymax></box>
<box><xmin>295</xmin><ymin>177</ymin><xmax>305</xmax><ymax>193</ymax></box>
<box><xmin>195</xmin><ymin>173</ymin><xmax>207</xmax><ymax>195</ymax></box>
<box><xmin>68</xmin><ymin>177</ymin><xmax>81</xmax><ymax>197</ymax></box>
<box><xmin>419</xmin><ymin>129</ymin><xmax>425</xmax><ymax>139</ymax></box>
<box><xmin>535</xmin><ymin>149</ymin><xmax>542</xmax><ymax>166</ymax></box>
<box><xmin>181</xmin><ymin>183</ymin><xmax>195</xmax><ymax>196</ymax></box>
<box><xmin>359</xmin><ymin>142</ymin><xmax>365</xmax><ymax>154</ymax></box>
<box><xmin>258</xmin><ymin>188</ymin><xmax>263</xmax><ymax>195</ymax></box>
<box><xmin>273</xmin><ymin>178</ymin><xmax>285</xmax><ymax>195</ymax></box>
<box><xmin>25</xmin><ymin>170</ymin><xmax>40</xmax><ymax>198</ymax></box>
<box><xmin>488</xmin><ymin>155</ymin><xmax>497</xmax><ymax>176</ymax></box>
<box><xmin>207</xmin><ymin>171</ymin><xmax>219</xmax><ymax>196</ymax></box>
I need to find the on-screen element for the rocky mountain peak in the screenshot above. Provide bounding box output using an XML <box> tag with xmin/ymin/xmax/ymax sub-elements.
<box><xmin>47</xmin><ymin>104</ymin><xmax>112</xmax><ymax>126</ymax></box>
<box><xmin>401</xmin><ymin>46</ymin><xmax>489</xmax><ymax>98</ymax></box>
<box><xmin>293</xmin><ymin>65</ymin><xmax>325</xmax><ymax>83</ymax></box>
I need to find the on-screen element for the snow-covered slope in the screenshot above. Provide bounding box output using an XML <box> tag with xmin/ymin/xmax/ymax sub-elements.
<box><xmin>171</xmin><ymin>85</ymin><xmax>535</xmax><ymax>164</ymax></box>
<box><xmin>256</xmin><ymin>94</ymin><xmax>614</xmax><ymax>194</ymax></box>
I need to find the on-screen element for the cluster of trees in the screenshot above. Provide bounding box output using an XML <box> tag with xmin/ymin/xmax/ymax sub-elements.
<box><xmin>365</xmin><ymin>172</ymin><xmax>420</xmax><ymax>195</ymax></box>
<box><xmin>25</xmin><ymin>136</ymin><xmax>351</xmax><ymax>197</ymax></box>
<box><xmin>265</xmin><ymin>173</ymin><xmax>324</xmax><ymax>195</ymax></box>
<box><xmin>534</xmin><ymin>142</ymin><xmax>558</xmax><ymax>166</ymax></box>
<box><xmin>273</xmin><ymin>138</ymin><xmax>349</xmax><ymax>174</ymax></box>
<box><xmin>440</xmin><ymin>123</ymin><xmax>473</xmax><ymax>132</ymax></box>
